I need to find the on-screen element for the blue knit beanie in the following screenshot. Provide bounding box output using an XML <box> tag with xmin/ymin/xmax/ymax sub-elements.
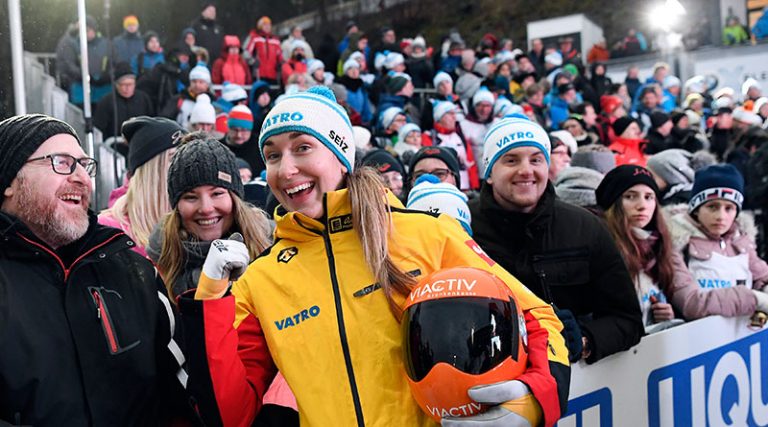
<box><xmin>689</xmin><ymin>164</ymin><xmax>745</xmax><ymax>213</ymax></box>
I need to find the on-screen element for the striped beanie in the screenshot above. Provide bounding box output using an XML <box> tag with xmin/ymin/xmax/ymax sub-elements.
<box><xmin>228</xmin><ymin>105</ymin><xmax>254</xmax><ymax>131</ymax></box>
<box><xmin>258</xmin><ymin>86</ymin><xmax>355</xmax><ymax>172</ymax></box>
<box><xmin>482</xmin><ymin>113</ymin><xmax>551</xmax><ymax>179</ymax></box>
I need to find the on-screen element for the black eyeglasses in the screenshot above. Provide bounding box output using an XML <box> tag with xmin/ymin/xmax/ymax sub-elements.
<box><xmin>26</xmin><ymin>154</ymin><xmax>98</xmax><ymax>178</ymax></box>
<box><xmin>412</xmin><ymin>168</ymin><xmax>452</xmax><ymax>183</ymax></box>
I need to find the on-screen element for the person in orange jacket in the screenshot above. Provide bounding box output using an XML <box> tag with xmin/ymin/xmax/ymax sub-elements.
<box><xmin>609</xmin><ymin>116</ymin><xmax>648</xmax><ymax>166</ymax></box>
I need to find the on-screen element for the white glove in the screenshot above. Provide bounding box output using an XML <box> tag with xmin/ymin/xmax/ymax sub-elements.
<box><xmin>753</xmin><ymin>289</ymin><xmax>768</xmax><ymax>313</ymax></box>
<box><xmin>441</xmin><ymin>380</ymin><xmax>541</xmax><ymax>427</ymax></box>
<box><xmin>196</xmin><ymin>233</ymin><xmax>250</xmax><ymax>300</ymax></box>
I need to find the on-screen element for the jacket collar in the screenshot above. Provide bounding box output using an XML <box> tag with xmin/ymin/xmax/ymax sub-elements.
<box><xmin>478</xmin><ymin>181</ymin><xmax>556</xmax><ymax>229</ymax></box>
<box><xmin>273</xmin><ymin>187</ymin><xmax>403</xmax><ymax>242</ymax></box>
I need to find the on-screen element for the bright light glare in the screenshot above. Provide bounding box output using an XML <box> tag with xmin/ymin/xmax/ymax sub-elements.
<box><xmin>650</xmin><ymin>0</ymin><xmax>687</xmax><ymax>32</ymax></box>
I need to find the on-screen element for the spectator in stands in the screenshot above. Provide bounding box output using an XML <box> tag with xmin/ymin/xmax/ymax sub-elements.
<box><xmin>660</xmin><ymin>76</ymin><xmax>681</xmax><ymax>112</ymax></box>
<box><xmin>136</xmin><ymin>43</ymin><xmax>194</xmax><ymax>112</ymax></box>
<box><xmin>93</xmin><ymin>62</ymin><xmax>155</xmax><ymax>139</ymax></box>
<box><xmin>62</xmin><ymin>17</ymin><xmax>112</xmax><ymax>107</ymax></box>
<box><xmin>112</xmin><ymin>15</ymin><xmax>144</xmax><ymax>64</ymax></box>
<box><xmin>723</xmin><ymin>16</ymin><xmax>750</xmax><ymax>45</ymax></box>
<box><xmin>361</xmin><ymin>149</ymin><xmax>407</xmax><ymax>198</ymax></box>
<box><xmin>426</xmin><ymin>101</ymin><xmax>477</xmax><ymax>191</ymax></box>
<box><xmin>0</xmin><ymin>114</ymin><xmax>193</xmax><ymax>425</ymax></box>
<box><xmin>633</xmin><ymin>85</ymin><xmax>662</xmax><ymax>133</ymax></box>
<box><xmin>219</xmin><ymin>105</ymin><xmax>263</xmax><ymax>174</ymax></box>
<box><xmin>707</xmin><ymin>106</ymin><xmax>734</xmax><ymax>160</ymax></box>
<box><xmin>371</xmin><ymin>26</ymin><xmax>401</xmax><ymax>68</ymax></box>
<box><xmin>307</xmin><ymin>59</ymin><xmax>327</xmax><ymax>86</ymax></box>
<box><xmin>743</xmin><ymin>78</ymin><xmax>763</xmax><ymax>102</ymax></box>
<box><xmin>408</xmin><ymin>146</ymin><xmax>461</xmax><ymax>188</ymax></box>
<box><xmin>421</xmin><ymin>72</ymin><xmax>460</xmax><ymax>130</ymax></box>
<box><xmin>248</xmin><ymin>81</ymin><xmax>272</xmax><ymax>131</ymax></box>
<box><xmin>338</xmin><ymin>58</ymin><xmax>373</xmax><ymax>126</ymax></box>
<box><xmin>393</xmin><ymin>123</ymin><xmax>423</xmax><ymax>163</ymax></box>
<box><xmin>460</xmin><ymin>88</ymin><xmax>496</xmax><ymax>177</ymax></box>
<box><xmin>281</xmin><ymin>25</ymin><xmax>314</xmax><ymax>61</ymax></box>
<box><xmin>212</xmin><ymin>35</ymin><xmax>252</xmax><ymax>85</ymax></box>
<box><xmin>752</xmin><ymin>7</ymin><xmax>768</xmax><ymax>41</ymax></box>
<box><xmin>406</xmin><ymin>174</ymin><xmax>472</xmax><ymax>235</ymax></box>
<box><xmin>544</xmin><ymin>51</ymin><xmax>564</xmax><ymax>84</ymax></box>
<box><xmin>548</xmin><ymin>131</ymin><xmax>575</xmax><ymax>182</ymax></box>
<box><xmin>586</xmin><ymin>38</ymin><xmax>610</xmax><ymax>64</ymax></box>
<box><xmin>160</xmin><ymin>64</ymin><xmax>212</xmax><ymax>128</ymax></box>
<box><xmin>644</xmin><ymin>111</ymin><xmax>674</xmax><ymax>154</ymax></box>
<box><xmin>337</xmin><ymin>20</ymin><xmax>359</xmax><ymax>54</ymax></box>
<box><xmin>550</xmin><ymin>83</ymin><xmax>578</xmax><ymax>130</ymax></box>
<box><xmin>439</xmin><ymin>40</ymin><xmax>464</xmax><ymax>77</ymax></box>
<box><xmin>609</xmin><ymin>116</ymin><xmax>647</xmax><ymax>166</ymax></box>
<box><xmin>669</xmin><ymin>165</ymin><xmax>768</xmax><ymax>311</ymax></box>
<box><xmin>558</xmin><ymin>36</ymin><xmax>582</xmax><ymax>68</ymax></box>
<box><xmin>99</xmin><ymin>116</ymin><xmax>184</xmax><ymax>256</ymax></box>
<box><xmin>147</xmin><ymin>134</ymin><xmax>271</xmax><ymax>298</ymax></box>
<box><xmin>374</xmin><ymin>107</ymin><xmax>406</xmax><ymax>148</ymax></box>
<box><xmin>281</xmin><ymin>40</ymin><xmax>310</xmax><ymax>87</ymax></box>
<box><xmin>243</xmin><ymin>16</ymin><xmax>282</xmax><ymax>84</ymax></box>
<box><xmin>55</xmin><ymin>20</ymin><xmax>80</xmax><ymax>91</ymax></box>
<box><xmin>188</xmin><ymin>94</ymin><xmax>216</xmax><ymax>132</ymax></box>
<box><xmin>131</xmin><ymin>31</ymin><xmax>165</xmax><ymax>77</ymax></box>
<box><xmin>597</xmin><ymin>164</ymin><xmax>767</xmax><ymax>329</ymax></box>
<box><xmin>181</xmin><ymin>27</ymin><xmax>197</xmax><ymax>51</ymax></box>
<box><xmin>589</xmin><ymin>62</ymin><xmax>612</xmax><ymax>103</ymax></box>
<box><xmin>191</xmin><ymin>3</ymin><xmax>224</xmax><ymax>61</ymax></box>
<box><xmin>528</xmin><ymin>38</ymin><xmax>545</xmax><ymax>76</ymax></box>
<box><xmin>404</xmin><ymin>36</ymin><xmax>433</xmax><ymax>89</ymax></box>
<box><xmin>646</xmin><ymin>149</ymin><xmax>715</xmax><ymax>207</ymax></box>
<box><xmin>470</xmin><ymin>114</ymin><xmax>643</xmax><ymax>362</ymax></box>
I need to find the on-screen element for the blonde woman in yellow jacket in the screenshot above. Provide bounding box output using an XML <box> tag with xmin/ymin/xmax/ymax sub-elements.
<box><xmin>181</xmin><ymin>86</ymin><xmax>570</xmax><ymax>427</ymax></box>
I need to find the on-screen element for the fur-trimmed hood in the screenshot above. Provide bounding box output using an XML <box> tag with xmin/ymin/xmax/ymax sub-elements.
<box><xmin>666</xmin><ymin>202</ymin><xmax>758</xmax><ymax>254</ymax></box>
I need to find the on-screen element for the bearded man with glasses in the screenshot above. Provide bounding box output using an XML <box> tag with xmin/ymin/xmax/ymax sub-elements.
<box><xmin>0</xmin><ymin>114</ymin><xmax>194</xmax><ymax>425</ymax></box>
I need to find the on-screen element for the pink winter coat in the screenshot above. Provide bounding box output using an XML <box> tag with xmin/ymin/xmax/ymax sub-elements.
<box><xmin>663</xmin><ymin>211</ymin><xmax>765</xmax><ymax>319</ymax></box>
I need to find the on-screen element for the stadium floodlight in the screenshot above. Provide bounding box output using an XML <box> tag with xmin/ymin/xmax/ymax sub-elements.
<box><xmin>650</xmin><ymin>0</ymin><xmax>687</xmax><ymax>32</ymax></box>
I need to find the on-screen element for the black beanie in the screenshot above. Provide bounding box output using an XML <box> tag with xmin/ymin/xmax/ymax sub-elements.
<box><xmin>612</xmin><ymin>116</ymin><xmax>636</xmax><ymax>137</ymax></box>
<box><xmin>595</xmin><ymin>164</ymin><xmax>659</xmax><ymax>210</ymax></box>
<box><xmin>386</xmin><ymin>75</ymin><xmax>410</xmax><ymax>94</ymax></box>
<box><xmin>123</xmin><ymin>116</ymin><xmax>186</xmax><ymax>174</ymax></box>
<box><xmin>167</xmin><ymin>138</ymin><xmax>244</xmax><ymax>207</ymax></box>
<box><xmin>408</xmin><ymin>146</ymin><xmax>461</xmax><ymax>184</ymax></box>
<box><xmin>650</xmin><ymin>110</ymin><xmax>670</xmax><ymax>129</ymax></box>
<box><xmin>361</xmin><ymin>149</ymin><xmax>405</xmax><ymax>177</ymax></box>
<box><xmin>113</xmin><ymin>61</ymin><xmax>136</xmax><ymax>82</ymax></box>
<box><xmin>0</xmin><ymin>114</ymin><xmax>80</xmax><ymax>204</ymax></box>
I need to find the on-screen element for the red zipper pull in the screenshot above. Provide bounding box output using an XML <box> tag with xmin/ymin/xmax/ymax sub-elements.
<box><xmin>92</xmin><ymin>290</ymin><xmax>102</xmax><ymax>319</ymax></box>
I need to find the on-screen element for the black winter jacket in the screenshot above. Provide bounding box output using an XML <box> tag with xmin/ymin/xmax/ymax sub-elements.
<box><xmin>0</xmin><ymin>212</ymin><xmax>192</xmax><ymax>426</ymax></box>
<box><xmin>469</xmin><ymin>184</ymin><xmax>644</xmax><ymax>363</ymax></box>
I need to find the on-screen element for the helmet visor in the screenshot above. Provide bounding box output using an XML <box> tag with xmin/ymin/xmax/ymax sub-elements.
<box><xmin>402</xmin><ymin>297</ymin><xmax>521</xmax><ymax>382</ymax></box>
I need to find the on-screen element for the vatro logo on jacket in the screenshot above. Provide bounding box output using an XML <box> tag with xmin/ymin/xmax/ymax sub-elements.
<box><xmin>277</xmin><ymin>246</ymin><xmax>298</xmax><ymax>263</ymax></box>
<box><xmin>275</xmin><ymin>305</ymin><xmax>321</xmax><ymax>331</ymax></box>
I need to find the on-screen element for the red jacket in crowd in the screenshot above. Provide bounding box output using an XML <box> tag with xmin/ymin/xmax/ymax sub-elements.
<box><xmin>243</xmin><ymin>30</ymin><xmax>282</xmax><ymax>81</ymax></box>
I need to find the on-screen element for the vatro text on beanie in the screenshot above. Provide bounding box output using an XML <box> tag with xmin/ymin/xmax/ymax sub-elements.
<box><xmin>0</xmin><ymin>114</ymin><xmax>80</xmax><ymax>204</ymax></box>
<box><xmin>482</xmin><ymin>113</ymin><xmax>551</xmax><ymax>179</ymax></box>
<box><xmin>167</xmin><ymin>137</ymin><xmax>244</xmax><ymax>207</ymax></box>
<box><xmin>259</xmin><ymin>86</ymin><xmax>355</xmax><ymax>172</ymax></box>
<box><xmin>689</xmin><ymin>164</ymin><xmax>744</xmax><ymax>213</ymax></box>
<box><xmin>407</xmin><ymin>174</ymin><xmax>472</xmax><ymax>235</ymax></box>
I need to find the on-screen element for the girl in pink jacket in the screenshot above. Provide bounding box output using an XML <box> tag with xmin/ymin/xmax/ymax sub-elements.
<box><xmin>669</xmin><ymin>164</ymin><xmax>768</xmax><ymax>293</ymax></box>
<box><xmin>596</xmin><ymin>165</ymin><xmax>768</xmax><ymax>332</ymax></box>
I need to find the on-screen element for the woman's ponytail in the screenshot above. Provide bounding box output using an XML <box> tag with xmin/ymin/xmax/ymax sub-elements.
<box><xmin>347</xmin><ymin>166</ymin><xmax>415</xmax><ymax>319</ymax></box>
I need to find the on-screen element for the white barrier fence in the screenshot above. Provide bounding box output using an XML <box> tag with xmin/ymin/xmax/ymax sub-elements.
<box><xmin>558</xmin><ymin>315</ymin><xmax>768</xmax><ymax>427</ymax></box>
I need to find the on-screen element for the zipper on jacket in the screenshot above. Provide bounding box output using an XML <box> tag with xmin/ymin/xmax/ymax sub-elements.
<box><xmin>16</xmin><ymin>232</ymin><xmax>124</xmax><ymax>281</ymax></box>
<box><xmin>91</xmin><ymin>289</ymin><xmax>119</xmax><ymax>354</ymax></box>
<box><xmin>322</xmin><ymin>230</ymin><xmax>366</xmax><ymax>427</ymax></box>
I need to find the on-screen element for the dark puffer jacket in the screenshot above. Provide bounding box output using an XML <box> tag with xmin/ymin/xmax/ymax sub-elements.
<box><xmin>469</xmin><ymin>183</ymin><xmax>644</xmax><ymax>363</ymax></box>
<box><xmin>0</xmin><ymin>211</ymin><xmax>193</xmax><ymax>426</ymax></box>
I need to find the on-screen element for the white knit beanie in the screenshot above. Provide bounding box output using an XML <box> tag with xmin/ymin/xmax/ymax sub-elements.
<box><xmin>258</xmin><ymin>86</ymin><xmax>355</xmax><ymax>172</ymax></box>
<box><xmin>189</xmin><ymin>94</ymin><xmax>216</xmax><ymax>125</ymax></box>
<box><xmin>189</xmin><ymin>64</ymin><xmax>211</xmax><ymax>84</ymax></box>
<box><xmin>407</xmin><ymin>174</ymin><xmax>472</xmax><ymax>235</ymax></box>
<box><xmin>433</xmin><ymin>101</ymin><xmax>457</xmax><ymax>123</ymax></box>
<box><xmin>398</xmin><ymin>123</ymin><xmax>421</xmax><ymax>143</ymax></box>
<box><xmin>343</xmin><ymin>58</ymin><xmax>360</xmax><ymax>74</ymax></box>
<box><xmin>380</xmin><ymin>107</ymin><xmax>405</xmax><ymax>130</ymax></box>
<box><xmin>221</xmin><ymin>83</ymin><xmax>247</xmax><ymax>103</ymax></box>
<box><xmin>482</xmin><ymin>113</ymin><xmax>551</xmax><ymax>179</ymax></box>
<box><xmin>433</xmin><ymin>71</ymin><xmax>453</xmax><ymax>89</ymax></box>
<box><xmin>472</xmin><ymin>88</ymin><xmax>495</xmax><ymax>106</ymax></box>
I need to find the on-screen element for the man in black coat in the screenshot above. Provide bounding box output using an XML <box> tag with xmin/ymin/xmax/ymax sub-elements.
<box><xmin>469</xmin><ymin>115</ymin><xmax>644</xmax><ymax>364</ymax></box>
<box><xmin>93</xmin><ymin>63</ymin><xmax>155</xmax><ymax>139</ymax></box>
<box><xmin>0</xmin><ymin>114</ymin><xmax>195</xmax><ymax>425</ymax></box>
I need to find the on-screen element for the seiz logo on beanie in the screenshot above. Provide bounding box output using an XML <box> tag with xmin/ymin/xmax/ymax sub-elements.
<box><xmin>328</xmin><ymin>129</ymin><xmax>349</xmax><ymax>153</ymax></box>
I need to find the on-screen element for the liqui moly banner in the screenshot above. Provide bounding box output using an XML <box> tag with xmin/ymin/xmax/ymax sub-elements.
<box><xmin>558</xmin><ymin>316</ymin><xmax>768</xmax><ymax>427</ymax></box>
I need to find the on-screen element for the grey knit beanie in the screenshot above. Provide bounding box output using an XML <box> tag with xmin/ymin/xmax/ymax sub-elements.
<box><xmin>646</xmin><ymin>149</ymin><xmax>694</xmax><ymax>187</ymax></box>
<box><xmin>570</xmin><ymin>144</ymin><xmax>616</xmax><ymax>175</ymax></box>
<box><xmin>0</xmin><ymin>114</ymin><xmax>80</xmax><ymax>204</ymax></box>
<box><xmin>167</xmin><ymin>137</ymin><xmax>244</xmax><ymax>207</ymax></box>
<box><xmin>554</xmin><ymin>166</ymin><xmax>604</xmax><ymax>208</ymax></box>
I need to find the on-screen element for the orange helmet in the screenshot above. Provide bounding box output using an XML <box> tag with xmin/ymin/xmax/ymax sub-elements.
<box><xmin>402</xmin><ymin>267</ymin><xmax>528</xmax><ymax>422</ymax></box>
